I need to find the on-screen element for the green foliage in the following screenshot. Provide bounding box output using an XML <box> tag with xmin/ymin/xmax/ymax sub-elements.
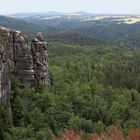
<box><xmin>93</xmin><ymin>121</ymin><xmax>105</xmax><ymax>133</ymax></box>
<box><xmin>48</xmin><ymin>31</ymin><xmax>106</xmax><ymax>46</ymax></box>
<box><xmin>1</xmin><ymin>39</ymin><xmax>140</xmax><ymax>139</ymax></box>
<box><xmin>0</xmin><ymin>102</ymin><xmax>12</xmax><ymax>140</ymax></box>
<box><xmin>0</xmin><ymin>16</ymin><xmax>59</xmax><ymax>38</ymax></box>
<box><xmin>68</xmin><ymin>116</ymin><xmax>93</xmax><ymax>133</ymax></box>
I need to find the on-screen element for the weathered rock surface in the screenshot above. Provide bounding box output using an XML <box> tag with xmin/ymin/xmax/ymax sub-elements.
<box><xmin>0</xmin><ymin>27</ymin><xmax>50</xmax><ymax>102</ymax></box>
<box><xmin>13</xmin><ymin>31</ymin><xmax>34</xmax><ymax>87</ymax></box>
<box><xmin>31</xmin><ymin>32</ymin><xmax>50</xmax><ymax>86</ymax></box>
<box><xmin>0</xmin><ymin>27</ymin><xmax>13</xmax><ymax>102</ymax></box>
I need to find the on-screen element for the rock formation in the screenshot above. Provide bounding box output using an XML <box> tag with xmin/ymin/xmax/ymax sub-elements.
<box><xmin>13</xmin><ymin>31</ymin><xmax>34</xmax><ymax>87</ymax></box>
<box><xmin>31</xmin><ymin>32</ymin><xmax>50</xmax><ymax>86</ymax></box>
<box><xmin>0</xmin><ymin>27</ymin><xmax>50</xmax><ymax>103</ymax></box>
<box><xmin>0</xmin><ymin>27</ymin><xmax>13</xmax><ymax>102</ymax></box>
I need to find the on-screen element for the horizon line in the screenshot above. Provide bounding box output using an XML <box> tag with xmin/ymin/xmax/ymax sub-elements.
<box><xmin>1</xmin><ymin>11</ymin><xmax>140</xmax><ymax>16</ymax></box>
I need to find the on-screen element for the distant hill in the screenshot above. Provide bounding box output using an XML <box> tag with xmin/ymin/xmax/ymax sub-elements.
<box><xmin>10</xmin><ymin>11</ymin><xmax>95</xmax><ymax>18</ymax></box>
<box><xmin>74</xmin><ymin>23</ymin><xmax>140</xmax><ymax>48</ymax></box>
<box><xmin>0</xmin><ymin>16</ymin><xmax>63</xmax><ymax>37</ymax></box>
<box><xmin>0</xmin><ymin>16</ymin><xmax>44</xmax><ymax>36</ymax></box>
<box><xmin>2</xmin><ymin>14</ymin><xmax>140</xmax><ymax>48</ymax></box>
<box><xmin>49</xmin><ymin>31</ymin><xmax>107</xmax><ymax>46</ymax></box>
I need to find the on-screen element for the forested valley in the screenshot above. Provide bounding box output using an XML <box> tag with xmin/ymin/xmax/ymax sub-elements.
<box><xmin>0</xmin><ymin>15</ymin><xmax>140</xmax><ymax>140</ymax></box>
<box><xmin>0</xmin><ymin>39</ymin><xmax>140</xmax><ymax>139</ymax></box>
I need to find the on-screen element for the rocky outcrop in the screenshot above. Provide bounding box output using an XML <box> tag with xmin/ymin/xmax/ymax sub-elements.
<box><xmin>0</xmin><ymin>57</ymin><xmax>11</xmax><ymax>103</ymax></box>
<box><xmin>0</xmin><ymin>27</ymin><xmax>50</xmax><ymax>102</ymax></box>
<box><xmin>13</xmin><ymin>31</ymin><xmax>34</xmax><ymax>87</ymax></box>
<box><xmin>31</xmin><ymin>32</ymin><xmax>50</xmax><ymax>86</ymax></box>
<box><xmin>0</xmin><ymin>27</ymin><xmax>13</xmax><ymax>102</ymax></box>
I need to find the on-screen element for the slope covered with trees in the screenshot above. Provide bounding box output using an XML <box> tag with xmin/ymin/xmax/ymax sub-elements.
<box><xmin>48</xmin><ymin>31</ymin><xmax>106</xmax><ymax>46</ymax></box>
<box><xmin>0</xmin><ymin>16</ymin><xmax>61</xmax><ymax>37</ymax></box>
<box><xmin>22</xmin><ymin>15</ymin><xmax>140</xmax><ymax>48</ymax></box>
<box><xmin>0</xmin><ymin>38</ymin><xmax>140</xmax><ymax>139</ymax></box>
<box><xmin>2</xmin><ymin>15</ymin><xmax>140</xmax><ymax>48</ymax></box>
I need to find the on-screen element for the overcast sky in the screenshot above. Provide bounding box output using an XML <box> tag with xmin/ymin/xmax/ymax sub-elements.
<box><xmin>0</xmin><ymin>0</ymin><xmax>140</xmax><ymax>15</ymax></box>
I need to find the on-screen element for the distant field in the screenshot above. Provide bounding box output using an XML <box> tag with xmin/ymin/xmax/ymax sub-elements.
<box><xmin>74</xmin><ymin>15</ymin><xmax>140</xmax><ymax>25</ymax></box>
<box><xmin>122</xmin><ymin>17</ymin><xmax>140</xmax><ymax>24</ymax></box>
<box><xmin>83</xmin><ymin>16</ymin><xmax>140</xmax><ymax>24</ymax></box>
<box><xmin>109</xmin><ymin>16</ymin><xmax>140</xmax><ymax>24</ymax></box>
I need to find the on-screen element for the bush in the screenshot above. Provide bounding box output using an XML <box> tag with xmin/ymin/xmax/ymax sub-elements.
<box><xmin>68</xmin><ymin>116</ymin><xmax>93</xmax><ymax>133</ymax></box>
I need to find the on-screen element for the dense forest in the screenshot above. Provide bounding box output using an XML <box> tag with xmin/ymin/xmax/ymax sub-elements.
<box><xmin>0</xmin><ymin>37</ymin><xmax>140</xmax><ymax>139</ymax></box>
<box><xmin>0</xmin><ymin>15</ymin><xmax>140</xmax><ymax>139</ymax></box>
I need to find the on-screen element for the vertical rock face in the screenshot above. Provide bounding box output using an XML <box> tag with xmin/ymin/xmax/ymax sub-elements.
<box><xmin>31</xmin><ymin>32</ymin><xmax>50</xmax><ymax>86</ymax></box>
<box><xmin>13</xmin><ymin>31</ymin><xmax>34</xmax><ymax>87</ymax></box>
<box><xmin>0</xmin><ymin>61</ymin><xmax>11</xmax><ymax>102</ymax></box>
<box><xmin>0</xmin><ymin>27</ymin><xmax>13</xmax><ymax>102</ymax></box>
<box><xmin>0</xmin><ymin>27</ymin><xmax>50</xmax><ymax>103</ymax></box>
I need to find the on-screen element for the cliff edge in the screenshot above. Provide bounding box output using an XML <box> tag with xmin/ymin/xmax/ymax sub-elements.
<box><xmin>0</xmin><ymin>26</ymin><xmax>50</xmax><ymax>103</ymax></box>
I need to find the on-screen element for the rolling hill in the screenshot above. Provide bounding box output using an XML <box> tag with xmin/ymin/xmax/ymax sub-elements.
<box><xmin>48</xmin><ymin>31</ymin><xmax>107</xmax><ymax>46</ymax></box>
<box><xmin>0</xmin><ymin>16</ymin><xmax>61</xmax><ymax>37</ymax></box>
<box><xmin>1</xmin><ymin>14</ymin><xmax>140</xmax><ymax>48</ymax></box>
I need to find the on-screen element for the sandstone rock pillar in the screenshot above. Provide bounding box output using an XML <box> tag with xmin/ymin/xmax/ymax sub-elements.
<box><xmin>31</xmin><ymin>32</ymin><xmax>50</xmax><ymax>86</ymax></box>
<box><xmin>0</xmin><ymin>28</ymin><xmax>12</xmax><ymax>102</ymax></box>
<box><xmin>13</xmin><ymin>31</ymin><xmax>34</xmax><ymax>87</ymax></box>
